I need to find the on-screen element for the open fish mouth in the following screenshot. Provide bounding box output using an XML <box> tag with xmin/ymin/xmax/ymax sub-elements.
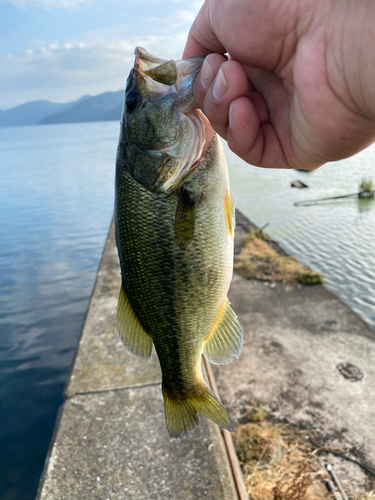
<box><xmin>124</xmin><ymin>47</ymin><xmax>212</xmax><ymax>194</ymax></box>
<box><xmin>134</xmin><ymin>47</ymin><xmax>204</xmax><ymax>109</ymax></box>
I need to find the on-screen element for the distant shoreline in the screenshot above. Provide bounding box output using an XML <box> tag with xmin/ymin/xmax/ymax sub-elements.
<box><xmin>0</xmin><ymin>90</ymin><xmax>123</xmax><ymax>128</ymax></box>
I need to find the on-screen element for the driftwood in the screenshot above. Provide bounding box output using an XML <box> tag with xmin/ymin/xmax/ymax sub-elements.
<box><xmin>295</xmin><ymin>190</ymin><xmax>374</xmax><ymax>206</ymax></box>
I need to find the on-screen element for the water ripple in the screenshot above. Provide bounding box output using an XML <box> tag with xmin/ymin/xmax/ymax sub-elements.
<box><xmin>226</xmin><ymin>141</ymin><xmax>375</xmax><ymax>331</ymax></box>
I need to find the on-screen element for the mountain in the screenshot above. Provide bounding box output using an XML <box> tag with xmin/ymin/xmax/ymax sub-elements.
<box><xmin>101</xmin><ymin>102</ymin><xmax>124</xmax><ymax>122</ymax></box>
<box><xmin>0</xmin><ymin>96</ymin><xmax>91</xmax><ymax>127</ymax></box>
<box><xmin>0</xmin><ymin>100</ymin><xmax>66</xmax><ymax>127</ymax></box>
<box><xmin>39</xmin><ymin>91</ymin><xmax>124</xmax><ymax>125</ymax></box>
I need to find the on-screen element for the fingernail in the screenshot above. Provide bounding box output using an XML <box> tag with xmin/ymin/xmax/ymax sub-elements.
<box><xmin>229</xmin><ymin>103</ymin><xmax>234</xmax><ymax>129</ymax></box>
<box><xmin>200</xmin><ymin>59</ymin><xmax>214</xmax><ymax>91</ymax></box>
<box><xmin>212</xmin><ymin>68</ymin><xmax>228</xmax><ymax>102</ymax></box>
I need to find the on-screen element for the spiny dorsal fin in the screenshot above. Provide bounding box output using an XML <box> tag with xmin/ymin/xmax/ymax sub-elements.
<box><xmin>117</xmin><ymin>285</ymin><xmax>153</xmax><ymax>359</ymax></box>
<box><xmin>203</xmin><ymin>298</ymin><xmax>243</xmax><ymax>365</ymax></box>
<box><xmin>224</xmin><ymin>189</ymin><xmax>235</xmax><ymax>238</ymax></box>
<box><xmin>162</xmin><ymin>382</ymin><xmax>233</xmax><ymax>440</ymax></box>
<box><xmin>175</xmin><ymin>188</ymin><xmax>200</xmax><ymax>247</ymax></box>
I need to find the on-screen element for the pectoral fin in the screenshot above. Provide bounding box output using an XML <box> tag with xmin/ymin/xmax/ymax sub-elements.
<box><xmin>175</xmin><ymin>188</ymin><xmax>200</xmax><ymax>247</ymax></box>
<box><xmin>203</xmin><ymin>298</ymin><xmax>243</xmax><ymax>365</ymax></box>
<box><xmin>117</xmin><ymin>286</ymin><xmax>153</xmax><ymax>359</ymax></box>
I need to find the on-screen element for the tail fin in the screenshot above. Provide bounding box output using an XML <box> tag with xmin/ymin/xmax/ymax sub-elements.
<box><xmin>162</xmin><ymin>383</ymin><xmax>233</xmax><ymax>440</ymax></box>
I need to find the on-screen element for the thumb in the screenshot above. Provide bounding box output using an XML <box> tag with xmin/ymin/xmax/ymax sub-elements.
<box><xmin>183</xmin><ymin>0</ymin><xmax>226</xmax><ymax>58</ymax></box>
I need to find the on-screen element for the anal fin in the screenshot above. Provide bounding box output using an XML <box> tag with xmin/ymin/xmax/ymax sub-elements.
<box><xmin>117</xmin><ymin>285</ymin><xmax>153</xmax><ymax>360</ymax></box>
<box><xmin>203</xmin><ymin>298</ymin><xmax>243</xmax><ymax>365</ymax></box>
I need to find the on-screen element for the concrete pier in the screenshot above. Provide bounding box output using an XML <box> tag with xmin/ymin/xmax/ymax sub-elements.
<box><xmin>36</xmin><ymin>210</ymin><xmax>375</xmax><ymax>498</ymax></box>
<box><xmin>36</xmin><ymin>222</ymin><xmax>240</xmax><ymax>500</ymax></box>
<box><xmin>216</xmin><ymin>211</ymin><xmax>375</xmax><ymax>494</ymax></box>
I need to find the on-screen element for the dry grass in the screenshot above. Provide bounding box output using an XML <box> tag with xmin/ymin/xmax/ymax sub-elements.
<box><xmin>362</xmin><ymin>493</ymin><xmax>375</xmax><ymax>500</ymax></box>
<box><xmin>234</xmin><ymin>407</ymin><xmax>375</xmax><ymax>500</ymax></box>
<box><xmin>234</xmin><ymin>419</ymin><xmax>326</xmax><ymax>500</ymax></box>
<box><xmin>244</xmin><ymin>229</ymin><xmax>271</xmax><ymax>242</ymax></box>
<box><xmin>233</xmin><ymin>409</ymin><xmax>374</xmax><ymax>500</ymax></box>
<box><xmin>234</xmin><ymin>231</ymin><xmax>324</xmax><ymax>285</ymax></box>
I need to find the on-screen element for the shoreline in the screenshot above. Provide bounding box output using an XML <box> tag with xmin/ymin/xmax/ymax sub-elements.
<box><xmin>36</xmin><ymin>210</ymin><xmax>375</xmax><ymax>498</ymax></box>
<box><xmin>214</xmin><ymin>210</ymin><xmax>375</xmax><ymax>496</ymax></box>
<box><xmin>36</xmin><ymin>219</ymin><xmax>241</xmax><ymax>500</ymax></box>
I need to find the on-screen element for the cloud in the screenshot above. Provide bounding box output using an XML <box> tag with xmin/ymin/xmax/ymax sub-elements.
<box><xmin>3</xmin><ymin>0</ymin><xmax>93</xmax><ymax>9</ymax></box>
<box><xmin>0</xmin><ymin>1</ymin><xmax>203</xmax><ymax>106</ymax></box>
<box><xmin>0</xmin><ymin>34</ymin><xmax>190</xmax><ymax>106</ymax></box>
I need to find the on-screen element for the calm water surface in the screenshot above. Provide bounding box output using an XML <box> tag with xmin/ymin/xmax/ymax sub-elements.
<box><xmin>225</xmin><ymin>143</ymin><xmax>375</xmax><ymax>329</ymax></box>
<box><xmin>0</xmin><ymin>122</ymin><xmax>374</xmax><ymax>499</ymax></box>
<box><xmin>0</xmin><ymin>122</ymin><xmax>117</xmax><ymax>499</ymax></box>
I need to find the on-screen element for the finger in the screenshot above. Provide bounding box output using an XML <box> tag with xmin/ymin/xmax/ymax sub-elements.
<box><xmin>248</xmin><ymin>92</ymin><xmax>269</xmax><ymax>124</ymax></box>
<box><xmin>183</xmin><ymin>34</ymin><xmax>213</xmax><ymax>59</ymax></box>
<box><xmin>193</xmin><ymin>53</ymin><xmax>227</xmax><ymax>109</ymax></box>
<box><xmin>245</xmin><ymin>67</ymin><xmax>295</xmax><ymax>163</ymax></box>
<box><xmin>226</xmin><ymin>97</ymin><xmax>260</xmax><ymax>158</ymax></box>
<box><xmin>226</xmin><ymin>67</ymin><xmax>301</xmax><ymax>168</ymax></box>
<box><xmin>183</xmin><ymin>0</ymin><xmax>225</xmax><ymax>59</ymax></box>
<box><xmin>227</xmin><ymin>97</ymin><xmax>290</xmax><ymax>168</ymax></box>
<box><xmin>201</xmin><ymin>60</ymin><xmax>250</xmax><ymax>139</ymax></box>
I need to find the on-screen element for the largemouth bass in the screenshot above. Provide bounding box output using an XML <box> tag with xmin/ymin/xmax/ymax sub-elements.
<box><xmin>115</xmin><ymin>47</ymin><xmax>243</xmax><ymax>439</ymax></box>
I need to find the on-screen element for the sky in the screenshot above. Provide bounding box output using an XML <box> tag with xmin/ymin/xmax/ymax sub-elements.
<box><xmin>0</xmin><ymin>0</ymin><xmax>203</xmax><ymax>108</ymax></box>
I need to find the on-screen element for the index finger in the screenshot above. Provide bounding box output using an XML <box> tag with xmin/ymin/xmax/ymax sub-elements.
<box><xmin>182</xmin><ymin>1</ymin><xmax>226</xmax><ymax>58</ymax></box>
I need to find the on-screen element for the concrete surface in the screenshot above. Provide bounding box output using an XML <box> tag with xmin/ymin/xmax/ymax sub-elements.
<box><xmin>37</xmin><ymin>209</ymin><xmax>375</xmax><ymax>499</ymax></box>
<box><xmin>36</xmin><ymin>222</ymin><xmax>239</xmax><ymax>500</ymax></box>
<box><xmin>37</xmin><ymin>387</ymin><xmax>236</xmax><ymax>500</ymax></box>
<box><xmin>213</xmin><ymin>211</ymin><xmax>375</xmax><ymax>493</ymax></box>
<box><xmin>65</xmin><ymin>228</ymin><xmax>162</xmax><ymax>398</ymax></box>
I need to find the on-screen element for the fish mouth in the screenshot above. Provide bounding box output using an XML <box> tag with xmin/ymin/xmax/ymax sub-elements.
<box><xmin>134</xmin><ymin>47</ymin><xmax>204</xmax><ymax>107</ymax></box>
<box><xmin>133</xmin><ymin>47</ymin><xmax>213</xmax><ymax>194</ymax></box>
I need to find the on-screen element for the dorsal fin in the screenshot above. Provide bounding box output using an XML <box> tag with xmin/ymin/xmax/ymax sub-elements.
<box><xmin>117</xmin><ymin>285</ymin><xmax>153</xmax><ymax>359</ymax></box>
<box><xmin>203</xmin><ymin>298</ymin><xmax>243</xmax><ymax>365</ymax></box>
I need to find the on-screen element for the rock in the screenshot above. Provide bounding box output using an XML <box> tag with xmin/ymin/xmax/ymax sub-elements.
<box><xmin>337</xmin><ymin>362</ymin><xmax>364</xmax><ymax>382</ymax></box>
<box><xmin>291</xmin><ymin>180</ymin><xmax>308</xmax><ymax>188</ymax></box>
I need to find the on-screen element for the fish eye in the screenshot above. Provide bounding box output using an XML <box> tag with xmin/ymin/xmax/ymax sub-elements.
<box><xmin>125</xmin><ymin>91</ymin><xmax>141</xmax><ymax>111</ymax></box>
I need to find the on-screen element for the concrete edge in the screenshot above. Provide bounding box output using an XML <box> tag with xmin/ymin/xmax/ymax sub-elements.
<box><xmin>204</xmin><ymin>358</ymin><xmax>248</xmax><ymax>500</ymax></box>
<box><xmin>36</xmin><ymin>214</ymin><xmax>245</xmax><ymax>500</ymax></box>
<box><xmin>62</xmin><ymin>216</ymin><xmax>115</xmax><ymax>401</ymax></box>
<box><xmin>235</xmin><ymin>209</ymin><xmax>375</xmax><ymax>341</ymax></box>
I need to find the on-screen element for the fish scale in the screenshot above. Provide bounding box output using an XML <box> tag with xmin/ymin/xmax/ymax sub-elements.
<box><xmin>116</xmin><ymin>143</ymin><xmax>230</xmax><ymax>389</ymax></box>
<box><xmin>115</xmin><ymin>48</ymin><xmax>243</xmax><ymax>438</ymax></box>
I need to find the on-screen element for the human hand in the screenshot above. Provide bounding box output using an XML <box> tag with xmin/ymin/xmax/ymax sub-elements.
<box><xmin>183</xmin><ymin>0</ymin><xmax>375</xmax><ymax>169</ymax></box>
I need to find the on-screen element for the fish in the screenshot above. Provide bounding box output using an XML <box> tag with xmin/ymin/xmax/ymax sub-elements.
<box><xmin>115</xmin><ymin>47</ymin><xmax>243</xmax><ymax>439</ymax></box>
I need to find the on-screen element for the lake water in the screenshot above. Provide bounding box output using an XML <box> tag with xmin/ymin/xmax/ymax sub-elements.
<box><xmin>225</xmin><ymin>143</ymin><xmax>375</xmax><ymax>330</ymax></box>
<box><xmin>0</xmin><ymin>122</ymin><xmax>116</xmax><ymax>500</ymax></box>
<box><xmin>0</xmin><ymin>122</ymin><xmax>374</xmax><ymax>499</ymax></box>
